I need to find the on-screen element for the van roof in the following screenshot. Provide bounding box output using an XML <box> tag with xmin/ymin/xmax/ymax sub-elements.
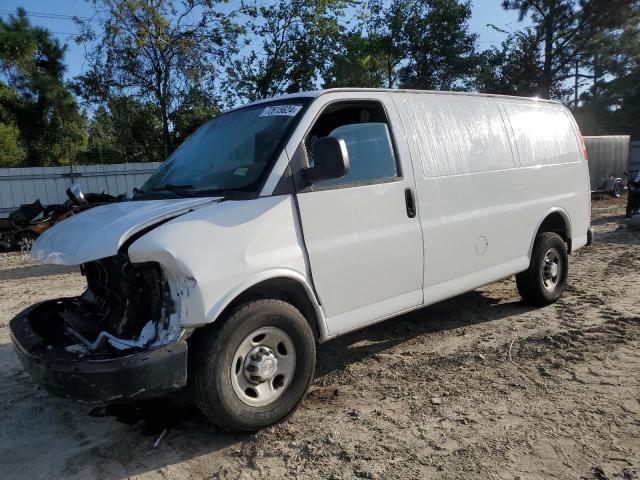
<box><xmin>241</xmin><ymin>88</ymin><xmax>561</xmax><ymax>108</ymax></box>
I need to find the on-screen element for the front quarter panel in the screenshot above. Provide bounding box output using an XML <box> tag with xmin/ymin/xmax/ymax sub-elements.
<box><xmin>127</xmin><ymin>195</ymin><xmax>311</xmax><ymax>327</ymax></box>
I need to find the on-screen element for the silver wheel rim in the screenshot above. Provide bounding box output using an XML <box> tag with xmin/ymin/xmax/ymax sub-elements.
<box><xmin>18</xmin><ymin>235</ymin><xmax>34</xmax><ymax>252</ymax></box>
<box><xmin>542</xmin><ymin>249</ymin><xmax>561</xmax><ymax>291</ymax></box>
<box><xmin>230</xmin><ymin>326</ymin><xmax>296</xmax><ymax>407</ymax></box>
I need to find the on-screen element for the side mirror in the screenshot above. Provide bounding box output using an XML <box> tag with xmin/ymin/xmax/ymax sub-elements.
<box><xmin>303</xmin><ymin>137</ymin><xmax>349</xmax><ymax>184</ymax></box>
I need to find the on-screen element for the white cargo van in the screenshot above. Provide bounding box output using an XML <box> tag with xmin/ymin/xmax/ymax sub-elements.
<box><xmin>11</xmin><ymin>89</ymin><xmax>592</xmax><ymax>431</ymax></box>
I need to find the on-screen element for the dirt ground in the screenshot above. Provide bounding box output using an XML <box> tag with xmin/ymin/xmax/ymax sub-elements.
<box><xmin>0</xmin><ymin>196</ymin><xmax>638</xmax><ymax>480</ymax></box>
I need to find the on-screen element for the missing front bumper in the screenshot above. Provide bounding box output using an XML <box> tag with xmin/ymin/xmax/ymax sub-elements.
<box><xmin>10</xmin><ymin>300</ymin><xmax>188</xmax><ymax>403</ymax></box>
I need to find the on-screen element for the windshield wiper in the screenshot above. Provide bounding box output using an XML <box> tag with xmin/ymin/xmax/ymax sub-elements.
<box><xmin>150</xmin><ymin>183</ymin><xmax>194</xmax><ymax>196</ymax></box>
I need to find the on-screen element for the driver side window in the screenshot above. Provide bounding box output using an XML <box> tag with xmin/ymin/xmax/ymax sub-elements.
<box><xmin>305</xmin><ymin>101</ymin><xmax>399</xmax><ymax>188</ymax></box>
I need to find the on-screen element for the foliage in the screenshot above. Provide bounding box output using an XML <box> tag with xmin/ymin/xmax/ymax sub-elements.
<box><xmin>2</xmin><ymin>1</ymin><xmax>640</xmax><ymax>166</ymax></box>
<box><xmin>0</xmin><ymin>121</ymin><xmax>26</xmax><ymax>166</ymax></box>
<box><xmin>323</xmin><ymin>30</ymin><xmax>389</xmax><ymax>88</ymax></box>
<box><xmin>392</xmin><ymin>0</ymin><xmax>478</xmax><ymax>90</ymax></box>
<box><xmin>74</xmin><ymin>0</ymin><xmax>240</xmax><ymax>157</ymax></box>
<box><xmin>476</xmin><ymin>28</ymin><xmax>543</xmax><ymax>96</ymax></box>
<box><xmin>574</xmin><ymin>7</ymin><xmax>640</xmax><ymax>138</ymax></box>
<box><xmin>502</xmin><ymin>0</ymin><xmax>636</xmax><ymax>99</ymax></box>
<box><xmin>78</xmin><ymin>97</ymin><xmax>164</xmax><ymax>164</ymax></box>
<box><xmin>224</xmin><ymin>0</ymin><xmax>354</xmax><ymax>103</ymax></box>
<box><xmin>0</xmin><ymin>9</ymin><xmax>86</xmax><ymax>166</ymax></box>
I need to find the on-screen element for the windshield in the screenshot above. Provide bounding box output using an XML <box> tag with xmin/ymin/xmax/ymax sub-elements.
<box><xmin>140</xmin><ymin>100</ymin><xmax>310</xmax><ymax>197</ymax></box>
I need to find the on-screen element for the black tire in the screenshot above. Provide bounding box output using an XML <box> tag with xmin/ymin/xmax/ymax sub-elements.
<box><xmin>192</xmin><ymin>299</ymin><xmax>315</xmax><ymax>432</ymax></box>
<box><xmin>516</xmin><ymin>232</ymin><xmax>568</xmax><ymax>306</ymax></box>
<box><xmin>612</xmin><ymin>179</ymin><xmax>624</xmax><ymax>198</ymax></box>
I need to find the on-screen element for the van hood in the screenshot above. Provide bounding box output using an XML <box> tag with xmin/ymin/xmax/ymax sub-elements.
<box><xmin>32</xmin><ymin>197</ymin><xmax>221</xmax><ymax>265</ymax></box>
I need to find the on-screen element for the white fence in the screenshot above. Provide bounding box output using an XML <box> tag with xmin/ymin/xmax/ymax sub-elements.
<box><xmin>0</xmin><ymin>162</ymin><xmax>162</xmax><ymax>216</ymax></box>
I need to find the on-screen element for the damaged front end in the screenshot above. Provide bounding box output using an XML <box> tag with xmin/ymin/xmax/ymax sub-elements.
<box><xmin>10</xmin><ymin>254</ymin><xmax>188</xmax><ymax>403</ymax></box>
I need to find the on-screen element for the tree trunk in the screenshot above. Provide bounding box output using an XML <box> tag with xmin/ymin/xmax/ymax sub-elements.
<box><xmin>541</xmin><ymin>20</ymin><xmax>554</xmax><ymax>99</ymax></box>
<box><xmin>592</xmin><ymin>53</ymin><xmax>601</xmax><ymax>97</ymax></box>
<box><xmin>574</xmin><ymin>58</ymin><xmax>579</xmax><ymax>109</ymax></box>
<box><xmin>161</xmin><ymin>102</ymin><xmax>170</xmax><ymax>159</ymax></box>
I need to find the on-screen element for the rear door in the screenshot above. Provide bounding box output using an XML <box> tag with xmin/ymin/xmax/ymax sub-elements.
<box><xmin>293</xmin><ymin>94</ymin><xmax>423</xmax><ymax>336</ymax></box>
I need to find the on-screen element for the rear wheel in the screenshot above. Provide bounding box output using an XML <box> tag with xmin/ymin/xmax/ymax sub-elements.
<box><xmin>516</xmin><ymin>232</ymin><xmax>568</xmax><ymax>306</ymax></box>
<box><xmin>192</xmin><ymin>299</ymin><xmax>315</xmax><ymax>432</ymax></box>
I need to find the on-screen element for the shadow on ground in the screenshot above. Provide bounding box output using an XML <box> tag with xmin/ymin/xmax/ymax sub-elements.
<box><xmin>0</xmin><ymin>287</ymin><xmax>540</xmax><ymax>479</ymax></box>
<box><xmin>0</xmin><ymin>263</ymin><xmax>77</xmax><ymax>281</ymax></box>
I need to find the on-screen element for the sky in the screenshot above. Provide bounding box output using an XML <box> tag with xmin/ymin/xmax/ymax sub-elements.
<box><xmin>0</xmin><ymin>0</ymin><xmax>532</xmax><ymax>83</ymax></box>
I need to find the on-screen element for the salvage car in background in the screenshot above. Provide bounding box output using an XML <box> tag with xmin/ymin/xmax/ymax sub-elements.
<box><xmin>584</xmin><ymin>135</ymin><xmax>630</xmax><ymax>197</ymax></box>
<box><xmin>11</xmin><ymin>88</ymin><xmax>592</xmax><ymax>432</ymax></box>
<box><xmin>0</xmin><ymin>184</ymin><xmax>117</xmax><ymax>251</ymax></box>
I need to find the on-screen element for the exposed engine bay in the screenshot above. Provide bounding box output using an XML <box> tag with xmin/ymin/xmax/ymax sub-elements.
<box><xmin>58</xmin><ymin>254</ymin><xmax>180</xmax><ymax>354</ymax></box>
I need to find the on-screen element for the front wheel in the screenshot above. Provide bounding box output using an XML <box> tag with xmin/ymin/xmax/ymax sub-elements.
<box><xmin>516</xmin><ymin>232</ymin><xmax>568</xmax><ymax>306</ymax></box>
<box><xmin>192</xmin><ymin>299</ymin><xmax>316</xmax><ymax>432</ymax></box>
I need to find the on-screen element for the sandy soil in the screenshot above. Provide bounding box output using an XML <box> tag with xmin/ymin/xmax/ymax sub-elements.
<box><xmin>0</xmin><ymin>197</ymin><xmax>638</xmax><ymax>480</ymax></box>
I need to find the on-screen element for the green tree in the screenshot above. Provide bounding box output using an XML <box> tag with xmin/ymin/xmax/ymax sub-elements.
<box><xmin>353</xmin><ymin>0</ymin><xmax>478</xmax><ymax>91</ymax></box>
<box><xmin>225</xmin><ymin>0</ymin><xmax>353</xmax><ymax>103</ymax></box>
<box><xmin>393</xmin><ymin>0</ymin><xmax>478</xmax><ymax>90</ymax></box>
<box><xmin>574</xmin><ymin>8</ymin><xmax>640</xmax><ymax>139</ymax></box>
<box><xmin>79</xmin><ymin>97</ymin><xmax>164</xmax><ymax>164</ymax></box>
<box><xmin>502</xmin><ymin>0</ymin><xmax>635</xmax><ymax>99</ymax></box>
<box><xmin>0</xmin><ymin>121</ymin><xmax>26</xmax><ymax>166</ymax></box>
<box><xmin>323</xmin><ymin>31</ymin><xmax>388</xmax><ymax>88</ymax></box>
<box><xmin>476</xmin><ymin>28</ymin><xmax>543</xmax><ymax>96</ymax></box>
<box><xmin>170</xmin><ymin>87</ymin><xmax>220</xmax><ymax>144</ymax></box>
<box><xmin>75</xmin><ymin>0</ymin><xmax>239</xmax><ymax>157</ymax></box>
<box><xmin>0</xmin><ymin>9</ymin><xmax>85</xmax><ymax>166</ymax></box>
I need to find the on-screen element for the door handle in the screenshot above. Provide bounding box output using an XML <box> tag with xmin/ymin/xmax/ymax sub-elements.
<box><xmin>405</xmin><ymin>188</ymin><xmax>416</xmax><ymax>218</ymax></box>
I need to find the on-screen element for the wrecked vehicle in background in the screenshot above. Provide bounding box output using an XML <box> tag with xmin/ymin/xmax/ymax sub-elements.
<box><xmin>626</xmin><ymin>170</ymin><xmax>640</xmax><ymax>218</ymax></box>
<box><xmin>0</xmin><ymin>184</ymin><xmax>118</xmax><ymax>251</ymax></box>
<box><xmin>11</xmin><ymin>88</ymin><xmax>592</xmax><ymax>432</ymax></box>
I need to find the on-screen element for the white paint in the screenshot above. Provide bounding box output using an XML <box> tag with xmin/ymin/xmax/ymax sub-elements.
<box><xmin>31</xmin><ymin>197</ymin><xmax>219</xmax><ymax>265</ymax></box>
<box><xmin>127</xmin><ymin>196</ymin><xmax>316</xmax><ymax>328</ymax></box>
<box><xmin>30</xmin><ymin>88</ymin><xmax>591</xmax><ymax>344</ymax></box>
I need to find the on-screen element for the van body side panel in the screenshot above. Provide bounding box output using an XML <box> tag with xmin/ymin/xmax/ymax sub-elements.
<box><xmin>293</xmin><ymin>92</ymin><xmax>424</xmax><ymax>336</ymax></box>
<box><xmin>503</xmin><ymin>103</ymin><xmax>591</xmax><ymax>252</ymax></box>
<box><xmin>397</xmin><ymin>93</ymin><xmax>590</xmax><ymax>301</ymax></box>
<box><xmin>127</xmin><ymin>195</ymin><xmax>315</xmax><ymax>327</ymax></box>
<box><xmin>398</xmin><ymin>94</ymin><xmax>529</xmax><ymax>290</ymax></box>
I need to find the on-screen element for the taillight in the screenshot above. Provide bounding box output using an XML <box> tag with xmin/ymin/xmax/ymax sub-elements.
<box><xmin>578</xmin><ymin>134</ymin><xmax>588</xmax><ymax>161</ymax></box>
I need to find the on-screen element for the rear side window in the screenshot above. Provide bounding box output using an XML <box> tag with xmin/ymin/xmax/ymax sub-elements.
<box><xmin>305</xmin><ymin>101</ymin><xmax>399</xmax><ymax>188</ymax></box>
<box><xmin>504</xmin><ymin>105</ymin><xmax>579</xmax><ymax>166</ymax></box>
<box><xmin>404</xmin><ymin>98</ymin><xmax>515</xmax><ymax>178</ymax></box>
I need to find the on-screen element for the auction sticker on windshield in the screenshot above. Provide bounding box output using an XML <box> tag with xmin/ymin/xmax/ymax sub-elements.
<box><xmin>260</xmin><ymin>105</ymin><xmax>303</xmax><ymax>117</ymax></box>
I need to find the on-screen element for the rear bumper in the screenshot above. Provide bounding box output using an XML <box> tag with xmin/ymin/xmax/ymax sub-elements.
<box><xmin>9</xmin><ymin>300</ymin><xmax>188</xmax><ymax>403</ymax></box>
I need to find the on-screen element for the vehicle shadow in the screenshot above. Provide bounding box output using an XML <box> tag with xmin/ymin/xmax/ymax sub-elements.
<box><xmin>0</xmin><ymin>263</ymin><xmax>77</xmax><ymax>281</ymax></box>
<box><xmin>590</xmin><ymin>214</ymin><xmax>627</xmax><ymax>226</ymax></box>
<box><xmin>0</xmin><ymin>288</ymin><xmax>537</xmax><ymax>479</ymax></box>
<box><xmin>315</xmin><ymin>290</ymin><xmax>534</xmax><ymax>377</ymax></box>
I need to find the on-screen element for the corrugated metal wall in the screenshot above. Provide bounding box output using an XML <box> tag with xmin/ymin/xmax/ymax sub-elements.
<box><xmin>631</xmin><ymin>141</ymin><xmax>640</xmax><ymax>173</ymax></box>
<box><xmin>0</xmin><ymin>162</ymin><xmax>161</xmax><ymax>216</ymax></box>
<box><xmin>583</xmin><ymin>136</ymin><xmax>630</xmax><ymax>191</ymax></box>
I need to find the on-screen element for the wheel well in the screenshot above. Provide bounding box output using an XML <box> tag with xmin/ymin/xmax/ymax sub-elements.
<box><xmin>218</xmin><ymin>278</ymin><xmax>321</xmax><ymax>339</ymax></box>
<box><xmin>537</xmin><ymin>212</ymin><xmax>571</xmax><ymax>251</ymax></box>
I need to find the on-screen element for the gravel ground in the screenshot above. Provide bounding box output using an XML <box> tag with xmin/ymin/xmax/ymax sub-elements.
<box><xmin>0</xmin><ymin>196</ymin><xmax>638</xmax><ymax>480</ymax></box>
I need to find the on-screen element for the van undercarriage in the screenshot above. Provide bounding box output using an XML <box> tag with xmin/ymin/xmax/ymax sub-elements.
<box><xmin>9</xmin><ymin>255</ymin><xmax>188</xmax><ymax>402</ymax></box>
